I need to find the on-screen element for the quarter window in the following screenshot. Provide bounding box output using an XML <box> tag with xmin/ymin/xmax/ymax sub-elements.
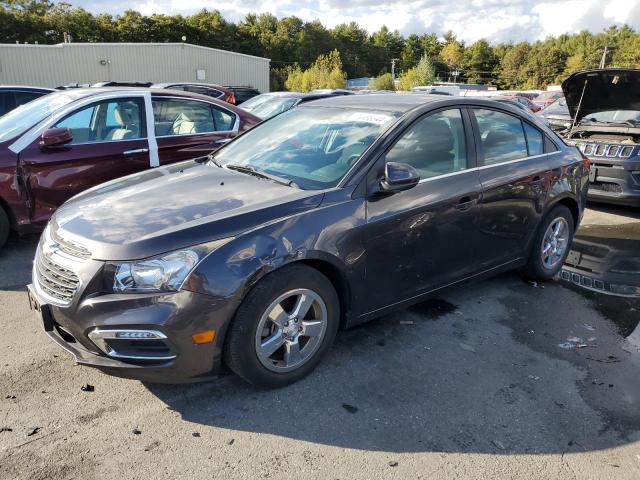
<box><xmin>384</xmin><ymin>109</ymin><xmax>468</xmax><ymax>180</ymax></box>
<box><xmin>523</xmin><ymin>122</ymin><xmax>544</xmax><ymax>156</ymax></box>
<box><xmin>474</xmin><ymin>108</ymin><xmax>528</xmax><ymax>166</ymax></box>
<box><xmin>152</xmin><ymin>98</ymin><xmax>235</xmax><ymax>136</ymax></box>
<box><xmin>54</xmin><ymin>98</ymin><xmax>144</xmax><ymax>144</ymax></box>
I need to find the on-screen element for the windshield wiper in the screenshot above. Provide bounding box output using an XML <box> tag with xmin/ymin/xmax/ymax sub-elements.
<box><xmin>225</xmin><ymin>164</ymin><xmax>298</xmax><ymax>188</ymax></box>
<box><xmin>206</xmin><ymin>154</ymin><xmax>223</xmax><ymax>167</ymax></box>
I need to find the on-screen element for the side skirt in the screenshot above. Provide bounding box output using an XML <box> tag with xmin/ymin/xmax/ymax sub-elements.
<box><xmin>345</xmin><ymin>258</ymin><xmax>525</xmax><ymax>328</ymax></box>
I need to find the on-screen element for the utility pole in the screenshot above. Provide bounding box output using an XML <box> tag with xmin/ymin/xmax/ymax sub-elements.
<box><xmin>391</xmin><ymin>58</ymin><xmax>399</xmax><ymax>81</ymax></box>
<box><xmin>599</xmin><ymin>46</ymin><xmax>608</xmax><ymax>69</ymax></box>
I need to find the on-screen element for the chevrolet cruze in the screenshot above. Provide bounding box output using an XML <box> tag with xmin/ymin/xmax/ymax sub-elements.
<box><xmin>28</xmin><ymin>94</ymin><xmax>589</xmax><ymax>388</ymax></box>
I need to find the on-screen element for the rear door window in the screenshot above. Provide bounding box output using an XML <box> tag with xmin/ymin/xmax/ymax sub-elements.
<box><xmin>473</xmin><ymin>108</ymin><xmax>528</xmax><ymax>166</ymax></box>
<box><xmin>152</xmin><ymin>97</ymin><xmax>235</xmax><ymax>135</ymax></box>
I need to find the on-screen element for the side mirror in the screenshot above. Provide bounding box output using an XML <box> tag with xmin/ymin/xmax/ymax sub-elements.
<box><xmin>380</xmin><ymin>162</ymin><xmax>420</xmax><ymax>193</ymax></box>
<box><xmin>40</xmin><ymin>128</ymin><xmax>72</xmax><ymax>148</ymax></box>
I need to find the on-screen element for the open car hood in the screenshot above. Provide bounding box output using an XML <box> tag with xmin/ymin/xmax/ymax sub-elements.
<box><xmin>562</xmin><ymin>69</ymin><xmax>640</xmax><ymax>124</ymax></box>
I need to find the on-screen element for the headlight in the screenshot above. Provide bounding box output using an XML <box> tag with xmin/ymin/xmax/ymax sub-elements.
<box><xmin>108</xmin><ymin>238</ymin><xmax>232</xmax><ymax>293</ymax></box>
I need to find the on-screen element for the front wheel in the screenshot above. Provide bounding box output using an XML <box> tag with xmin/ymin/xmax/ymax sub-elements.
<box><xmin>523</xmin><ymin>204</ymin><xmax>575</xmax><ymax>281</ymax></box>
<box><xmin>224</xmin><ymin>264</ymin><xmax>339</xmax><ymax>388</ymax></box>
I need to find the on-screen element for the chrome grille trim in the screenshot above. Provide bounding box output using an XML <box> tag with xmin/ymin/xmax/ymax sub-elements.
<box><xmin>35</xmin><ymin>250</ymin><xmax>79</xmax><ymax>303</ymax></box>
<box><xmin>50</xmin><ymin>229</ymin><xmax>91</xmax><ymax>259</ymax></box>
<box><xmin>33</xmin><ymin>226</ymin><xmax>89</xmax><ymax>306</ymax></box>
<box><xmin>575</xmin><ymin>142</ymin><xmax>636</xmax><ymax>159</ymax></box>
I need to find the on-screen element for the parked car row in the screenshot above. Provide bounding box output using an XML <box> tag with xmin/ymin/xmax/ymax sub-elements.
<box><xmin>0</xmin><ymin>68</ymin><xmax>634</xmax><ymax>388</ymax></box>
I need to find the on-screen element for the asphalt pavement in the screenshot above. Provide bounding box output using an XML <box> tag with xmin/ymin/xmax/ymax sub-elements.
<box><xmin>0</xmin><ymin>205</ymin><xmax>638</xmax><ymax>480</ymax></box>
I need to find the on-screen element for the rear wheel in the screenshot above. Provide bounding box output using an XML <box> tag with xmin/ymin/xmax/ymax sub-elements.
<box><xmin>0</xmin><ymin>207</ymin><xmax>9</xmax><ymax>250</ymax></box>
<box><xmin>224</xmin><ymin>264</ymin><xmax>339</xmax><ymax>388</ymax></box>
<box><xmin>523</xmin><ymin>205</ymin><xmax>574</xmax><ymax>281</ymax></box>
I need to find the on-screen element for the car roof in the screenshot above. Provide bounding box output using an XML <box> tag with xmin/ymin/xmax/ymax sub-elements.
<box><xmin>152</xmin><ymin>82</ymin><xmax>229</xmax><ymax>90</ymax></box>
<box><xmin>45</xmin><ymin>87</ymin><xmax>243</xmax><ymax>110</ymax></box>
<box><xmin>300</xmin><ymin>93</ymin><xmax>469</xmax><ymax>113</ymax></box>
<box><xmin>0</xmin><ymin>85</ymin><xmax>54</xmax><ymax>92</ymax></box>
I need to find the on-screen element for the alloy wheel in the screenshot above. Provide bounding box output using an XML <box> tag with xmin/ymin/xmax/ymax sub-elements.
<box><xmin>255</xmin><ymin>288</ymin><xmax>328</xmax><ymax>373</ymax></box>
<box><xmin>541</xmin><ymin>217</ymin><xmax>570</xmax><ymax>269</ymax></box>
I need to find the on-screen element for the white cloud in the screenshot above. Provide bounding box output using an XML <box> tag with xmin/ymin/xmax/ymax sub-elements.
<box><xmin>72</xmin><ymin>0</ymin><xmax>640</xmax><ymax>44</ymax></box>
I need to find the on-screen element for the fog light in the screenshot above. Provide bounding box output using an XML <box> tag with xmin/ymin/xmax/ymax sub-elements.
<box><xmin>115</xmin><ymin>331</ymin><xmax>161</xmax><ymax>339</ymax></box>
<box><xmin>192</xmin><ymin>330</ymin><xmax>216</xmax><ymax>344</ymax></box>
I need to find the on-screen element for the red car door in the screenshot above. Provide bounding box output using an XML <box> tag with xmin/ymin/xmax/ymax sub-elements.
<box><xmin>19</xmin><ymin>97</ymin><xmax>151</xmax><ymax>226</ymax></box>
<box><xmin>151</xmin><ymin>96</ymin><xmax>237</xmax><ymax>165</ymax></box>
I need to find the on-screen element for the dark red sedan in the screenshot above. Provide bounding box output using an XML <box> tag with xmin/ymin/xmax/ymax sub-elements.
<box><xmin>0</xmin><ymin>88</ymin><xmax>260</xmax><ymax>248</ymax></box>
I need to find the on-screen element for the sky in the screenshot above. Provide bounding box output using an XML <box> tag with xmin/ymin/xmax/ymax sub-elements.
<box><xmin>71</xmin><ymin>0</ymin><xmax>640</xmax><ymax>44</ymax></box>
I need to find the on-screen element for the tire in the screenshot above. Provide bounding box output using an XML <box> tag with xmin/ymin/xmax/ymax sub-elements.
<box><xmin>523</xmin><ymin>204</ymin><xmax>575</xmax><ymax>281</ymax></box>
<box><xmin>224</xmin><ymin>264</ymin><xmax>340</xmax><ymax>388</ymax></box>
<box><xmin>0</xmin><ymin>207</ymin><xmax>9</xmax><ymax>250</ymax></box>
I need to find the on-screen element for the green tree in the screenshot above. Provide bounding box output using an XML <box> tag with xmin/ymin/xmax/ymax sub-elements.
<box><xmin>461</xmin><ymin>39</ymin><xmax>496</xmax><ymax>84</ymax></box>
<box><xmin>369</xmin><ymin>72</ymin><xmax>395</xmax><ymax>90</ymax></box>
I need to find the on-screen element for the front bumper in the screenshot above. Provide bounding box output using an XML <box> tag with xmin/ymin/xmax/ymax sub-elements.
<box><xmin>586</xmin><ymin>155</ymin><xmax>640</xmax><ymax>207</ymax></box>
<box><xmin>28</xmin><ymin>284</ymin><xmax>239</xmax><ymax>383</ymax></box>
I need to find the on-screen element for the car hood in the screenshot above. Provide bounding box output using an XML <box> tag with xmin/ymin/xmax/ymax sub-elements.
<box><xmin>562</xmin><ymin>69</ymin><xmax>640</xmax><ymax>124</ymax></box>
<box><xmin>52</xmin><ymin>160</ymin><xmax>324</xmax><ymax>260</ymax></box>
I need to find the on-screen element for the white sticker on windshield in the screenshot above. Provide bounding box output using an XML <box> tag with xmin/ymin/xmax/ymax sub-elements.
<box><xmin>348</xmin><ymin>112</ymin><xmax>394</xmax><ymax>125</ymax></box>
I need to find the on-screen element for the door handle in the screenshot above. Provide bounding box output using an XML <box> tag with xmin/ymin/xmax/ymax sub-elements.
<box><xmin>455</xmin><ymin>196</ymin><xmax>477</xmax><ymax>211</ymax></box>
<box><xmin>123</xmin><ymin>148</ymin><xmax>149</xmax><ymax>155</ymax></box>
<box><xmin>214</xmin><ymin>138</ymin><xmax>231</xmax><ymax>145</ymax></box>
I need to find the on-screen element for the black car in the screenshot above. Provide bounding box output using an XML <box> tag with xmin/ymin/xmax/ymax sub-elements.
<box><xmin>239</xmin><ymin>91</ymin><xmax>348</xmax><ymax>120</ymax></box>
<box><xmin>151</xmin><ymin>83</ymin><xmax>235</xmax><ymax>104</ymax></box>
<box><xmin>28</xmin><ymin>94</ymin><xmax>588</xmax><ymax>387</ymax></box>
<box><xmin>563</xmin><ymin>69</ymin><xmax>640</xmax><ymax>207</ymax></box>
<box><xmin>0</xmin><ymin>86</ymin><xmax>53</xmax><ymax>116</ymax></box>
<box><xmin>225</xmin><ymin>86</ymin><xmax>261</xmax><ymax>104</ymax></box>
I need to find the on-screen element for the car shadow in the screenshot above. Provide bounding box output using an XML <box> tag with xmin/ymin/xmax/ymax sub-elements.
<box><xmin>0</xmin><ymin>234</ymin><xmax>38</xmax><ymax>291</ymax></box>
<box><xmin>145</xmin><ymin>273</ymin><xmax>640</xmax><ymax>454</ymax></box>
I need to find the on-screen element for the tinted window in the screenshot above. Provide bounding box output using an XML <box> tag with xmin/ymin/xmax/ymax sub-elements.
<box><xmin>55</xmin><ymin>99</ymin><xmax>144</xmax><ymax>144</ymax></box>
<box><xmin>385</xmin><ymin>109</ymin><xmax>467</xmax><ymax>179</ymax></box>
<box><xmin>523</xmin><ymin>122</ymin><xmax>544</xmax><ymax>156</ymax></box>
<box><xmin>211</xmin><ymin>105</ymin><xmax>235</xmax><ymax>130</ymax></box>
<box><xmin>474</xmin><ymin>109</ymin><xmax>528</xmax><ymax>165</ymax></box>
<box><xmin>152</xmin><ymin>98</ymin><xmax>231</xmax><ymax>136</ymax></box>
<box><xmin>212</xmin><ymin>107</ymin><xmax>398</xmax><ymax>190</ymax></box>
<box><xmin>13</xmin><ymin>91</ymin><xmax>45</xmax><ymax>108</ymax></box>
<box><xmin>0</xmin><ymin>92</ymin><xmax>12</xmax><ymax>116</ymax></box>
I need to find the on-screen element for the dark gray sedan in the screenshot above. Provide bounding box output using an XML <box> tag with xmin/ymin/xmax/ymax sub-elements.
<box><xmin>28</xmin><ymin>94</ymin><xmax>589</xmax><ymax>387</ymax></box>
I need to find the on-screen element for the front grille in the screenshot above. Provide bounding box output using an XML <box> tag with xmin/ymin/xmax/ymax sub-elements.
<box><xmin>589</xmin><ymin>182</ymin><xmax>623</xmax><ymax>193</ymax></box>
<box><xmin>575</xmin><ymin>142</ymin><xmax>636</xmax><ymax>159</ymax></box>
<box><xmin>35</xmin><ymin>250</ymin><xmax>80</xmax><ymax>303</ymax></box>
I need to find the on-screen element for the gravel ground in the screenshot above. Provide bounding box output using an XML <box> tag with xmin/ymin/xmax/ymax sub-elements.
<box><xmin>0</xmin><ymin>205</ymin><xmax>638</xmax><ymax>480</ymax></box>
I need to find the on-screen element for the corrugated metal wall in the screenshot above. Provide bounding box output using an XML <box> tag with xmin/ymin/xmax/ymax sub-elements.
<box><xmin>0</xmin><ymin>43</ymin><xmax>270</xmax><ymax>92</ymax></box>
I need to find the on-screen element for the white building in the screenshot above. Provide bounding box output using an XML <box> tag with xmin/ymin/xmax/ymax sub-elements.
<box><xmin>0</xmin><ymin>42</ymin><xmax>270</xmax><ymax>92</ymax></box>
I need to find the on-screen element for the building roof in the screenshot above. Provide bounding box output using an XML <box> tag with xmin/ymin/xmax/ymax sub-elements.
<box><xmin>0</xmin><ymin>42</ymin><xmax>271</xmax><ymax>62</ymax></box>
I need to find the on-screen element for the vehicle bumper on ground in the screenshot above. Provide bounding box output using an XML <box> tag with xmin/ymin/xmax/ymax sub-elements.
<box><xmin>27</xmin><ymin>284</ymin><xmax>239</xmax><ymax>383</ymax></box>
<box><xmin>587</xmin><ymin>156</ymin><xmax>640</xmax><ymax>207</ymax></box>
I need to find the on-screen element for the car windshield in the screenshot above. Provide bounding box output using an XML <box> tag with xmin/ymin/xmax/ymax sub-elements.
<box><xmin>536</xmin><ymin>91</ymin><xmax>561</xmax><ymax>101</ymax></box>
<box><xmin>243</xmin><ymin>97</ymin><xmax>300</xmax><ymax>120</ymax></box>
<box><xmin>211</xmin><ymin>106</ymin><xmax>399</xmax><ymax>190</ymax></box>
<box><xmin>544</xmin><ymin>98</ymin><xmax>569</xmax><ymax>115</ymax></box>
<box><xmin>239</xmin><ymin>94</ymin><xmax>278</xmax><ymax>110</ymax></box>
<box><xmin>583</xmin><ymin>110</ymin><xmax>640</xmax><ymax>124</ymax></box>
<box><xmin>0</xmin><ymin>91</ymin><xmax>79</xmax><ymax>143</ymax></box>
